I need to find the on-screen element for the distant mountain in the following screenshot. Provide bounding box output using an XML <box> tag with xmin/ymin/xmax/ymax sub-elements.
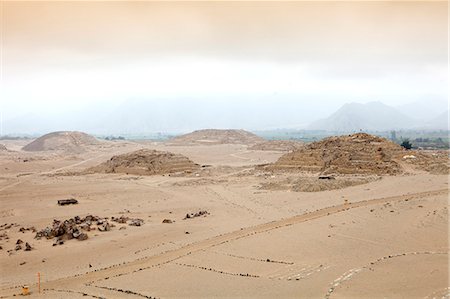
<box><xmin>423</xmin><ymin>111</ymin><xmax>448</xmax><ymax>130</ymax></box>
<box><xmin>397</xmin><ymin>97</ymin><xmax>447</xmax><ymax>121</ymax></box>
<box><xmin>308</xmin><ymin>101</ymin><xmax>416</xmax><ymax>132</ymax></box>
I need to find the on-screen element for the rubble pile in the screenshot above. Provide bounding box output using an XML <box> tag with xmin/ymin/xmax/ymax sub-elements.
<box><xmin>34</xmin><ymin>214</ymin><xmax>146</xmax><ymax>246</ymax></box>
<box><xmin>35</xmin><ymin>215</ymin><xmax>105</xmax><ymax>245</ymax></box>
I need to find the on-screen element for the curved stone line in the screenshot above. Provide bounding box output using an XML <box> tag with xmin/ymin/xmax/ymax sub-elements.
<box><xmin>324</xmin><ymin>251</ymin><xmax>448</xmax><ymax>299</ymax></box>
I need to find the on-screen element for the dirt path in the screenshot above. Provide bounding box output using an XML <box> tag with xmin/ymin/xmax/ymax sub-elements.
<box><xmin>1</xmin><ymin>188</ymin><xmax>447</xmax><ymax>298</ymax></box>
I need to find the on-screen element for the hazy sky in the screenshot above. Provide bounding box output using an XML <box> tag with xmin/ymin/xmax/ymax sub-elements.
<box><xmin>0</xmin><ymin>1</ymin><xmax>448</xmax><ymax>132</ymax></box>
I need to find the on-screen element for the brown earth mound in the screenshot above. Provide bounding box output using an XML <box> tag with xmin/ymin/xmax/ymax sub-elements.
<box><xmin>269</xmin><ymin>133</ymin><xmax>403</xmax><ymax>175</ymax></box>
<box><xmin>249</xmin><ymin>140</ymin><xmax>304</xmax><ymax>151</ymax></box>
<box><xmin>88</xmin><ymin>149</ymin><xmax>199</xmax><ymax>176</ymax></box>
<box><xmin>269</xmin><ymin>133</ymin><xmax>448</xmax><ymax>175</ymax></box>
<box><xmin>269</xmin><ymin>133</ymin><xmax>406</xmax><ymax>175</ymax></box>
<box><xmin>168</xmin><ymin>129</ymin><xmax>265</xmax><ymax>145</ymax></box>
<box><xmin>0</xmin><ymin>144</ymin><xmax>7</xmax><ymax>151</ymax></box>
<box><xmin>22</xmin><ymin>131</ymin><xmax>100</xmax><ymax>153</ymax></box>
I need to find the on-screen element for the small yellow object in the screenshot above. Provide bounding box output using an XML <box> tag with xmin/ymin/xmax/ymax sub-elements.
<box><xmin>22</xmin><ymin>285</ymin><xmax>30</xmax><ymax>296</ymax></box>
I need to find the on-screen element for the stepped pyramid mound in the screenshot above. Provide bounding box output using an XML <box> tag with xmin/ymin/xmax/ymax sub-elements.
<box><xmin>89</xmin><ymin>149</ymin><xmax>199</xmax><ymax>176</ymax></box>
<box><xmin>22</xmin><ymin>131</ymin><xmax>100</xmax><ymax>153</ymax></box>
<box><xmin>270</xmin><ymin>133</ymin><xmax>406</xmax><ymax>175</ymax></box>
<box><xmin>168</xmin><ymin>129</ymin><xmax>264</xmax><ymax>145</ymax></box>
<box><xmin>249</xmin><ymin>140</ymin><xmax>304</xmax><ymax>151</ymax></box>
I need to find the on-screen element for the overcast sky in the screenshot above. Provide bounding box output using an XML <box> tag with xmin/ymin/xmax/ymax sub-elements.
<box><xmin>0</xmin><ymin>1</ymin><xmax>448</xmax><ymax>133</ymax></box>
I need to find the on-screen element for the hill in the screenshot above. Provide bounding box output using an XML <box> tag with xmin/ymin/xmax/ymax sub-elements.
<box><xmin>397</xmin><ymin>98</ymin><xmax>447</xmax><ymax>121</ymax></box>
<box><xmin>88</xmin><ymin>149</ymin><xmax>199</xmax><ymax>176</ymax></box>
<box><xmin>168</xmin><ymin>129</ymin><xmax>265</xmax><ymax>145</ymax></box>
<box><xmin>22</xmin><ymin>131</ymin><xmax>100</xmax><ymax>153</ymax></box>
<box><xmin>423</xmin><ymin>111</ymin><xmax>448</xmax><ymax>130</ymax></box>
<box><xmin>308</xmin><ymin>102</ymin><xmax>415</xmax><ymax>132</ymax></box>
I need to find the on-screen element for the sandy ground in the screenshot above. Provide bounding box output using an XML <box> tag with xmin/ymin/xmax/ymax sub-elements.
<box><xmin>0</xmin><ymin>139</ymin><xmax>448</xmax><ymax>298</ymax></box>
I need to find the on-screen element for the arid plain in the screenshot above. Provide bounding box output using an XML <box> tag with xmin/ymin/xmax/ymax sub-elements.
<box><xmin>0</xmin><ymin>130</ymin><xmax>448</xmax><ymax>299</ymax></box>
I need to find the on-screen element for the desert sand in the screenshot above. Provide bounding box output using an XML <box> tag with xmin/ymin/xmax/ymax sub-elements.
<box><xmin>0</xmin><ymin>132</ymin><xmax>448</xmax><ymax>298</ymax></box>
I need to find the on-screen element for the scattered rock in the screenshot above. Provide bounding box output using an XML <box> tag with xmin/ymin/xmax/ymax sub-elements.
<box><xmin>184</xmin><ymin>210</ymin><xmax>209</xmax><ymax>220</ymax></box>
<box><xmin>318</xmin><ymin>175</ymin><xmax>335</xmax><ymax>180</ymax></box>
<box><xmin>53</xmin><ymin>238</ymin><xmax>64</xmax><ymax>246</ymax></box>
<box><xmin>19</xmin><ymin>227</ymin><xmax>36</xmax><ymax>233</ymax></box>
<box><xmin>24</xmin><ymin>242</ymin><xmax>32</xmax><ymax>251</ymax></box>
<box><xmin>128</xmin><ymin>219</ymin><xmax>144</xmax><ymax>226</ymax></box>
<box><xmin>77</xmin><ymin>233</ymin><xmax>88</xmax><ymax>241</ymax></box>
<box><xmin>162</xmin><ymin>219</ymin><xmax>173</xmax><ymax>224</ymax></box>
<box><xmin>112</xmin><ymin>216</ymin><xmax>129</xmax><ymax>224</ymax></box>
<box><xmin>98</xmin><ymin>222</ymin><xmax>110</xmax><ymax>232</ymax></box>
<box><xmin>57</xmin><ymin>199</ymin><xmax>78</xmax><ymax>206</ymax></box>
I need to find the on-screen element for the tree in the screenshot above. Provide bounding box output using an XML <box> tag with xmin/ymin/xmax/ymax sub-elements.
<box><xmin>400</xmin><ymin>139</ymin><xmax>412</xmax><ymax>150</ymax></box>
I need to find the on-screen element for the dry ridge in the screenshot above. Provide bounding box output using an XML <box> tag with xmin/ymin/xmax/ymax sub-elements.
<box><xmin>88</xmin><ymin>149</ymin><xmax>199</xmax><ymax>176</ymax></box>
<box><xmin>269</xmin><ymin>133</ymin><xmax>448</xmax><ymax>175</ymax></box>
<box><xmin>168</xmin><ymin>129</ymin><xmax>265</xmax><ymax>145</ymax></box>
<box><xmin>22</xmin><ymin>131</ymin><xmax>100</xmax><ymax>153</ymax></box>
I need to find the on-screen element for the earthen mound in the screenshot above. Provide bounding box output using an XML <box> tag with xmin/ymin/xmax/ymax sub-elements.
<box><xmin>0</xmin><ymin>144</ymin><xmax>7</xmax><ymax>151</ymax></box>
<box><xmin>268</xmin><ymin>133</ymin><xmax>448</xmax><ymax>175</ymax></box>
<box><xmin>168</xmin><ymin>129</ymin><xmax>264</xmax><ymax>145</ymax></box>
<box><xmin>269</xmin><ymin>133</ymin><xmax>406</xmax><ymax>175</ymax></box>
<box><xmin>88</xmin><ymin>149</ymin><xmax>199</xmax><ymax>176</ymax></box>
<box><xmin>22</xmin><ymin>131</ymin><xmax>100</xmax><ymax>153</ymax></box>
<box><xmin>249</xmin><ymin>140</ymin><xmax>304</xmax><ymax>151</ymax></box>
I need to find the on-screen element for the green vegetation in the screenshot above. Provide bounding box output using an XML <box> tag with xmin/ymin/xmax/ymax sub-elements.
<box><xmin>400</xmin><ymin>139</ymin><xmax>412</xmax><ymax>150</ymax></box>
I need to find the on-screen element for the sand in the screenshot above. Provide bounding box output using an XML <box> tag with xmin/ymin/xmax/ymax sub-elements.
<box><xmin>0</xmin><ymin>138</ymin><xmax>448</xmax><ymax>298</ymax></box>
